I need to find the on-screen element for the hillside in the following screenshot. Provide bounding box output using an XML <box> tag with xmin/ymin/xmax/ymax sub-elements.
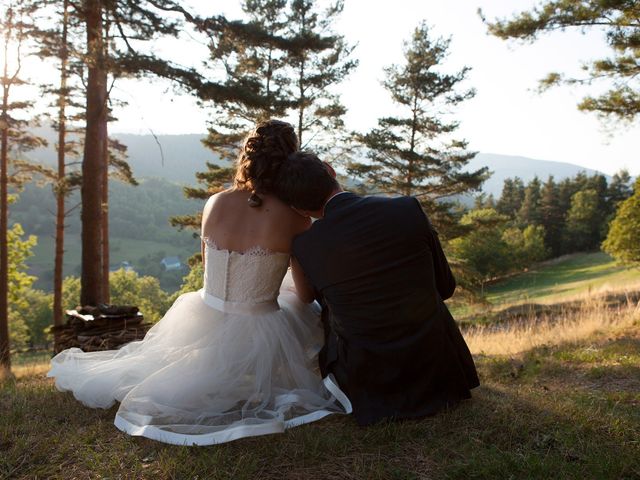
<box><xmin>10</xmin><ymin>178</ymin><xmax>201</xmax><ymax>292</ymax></box>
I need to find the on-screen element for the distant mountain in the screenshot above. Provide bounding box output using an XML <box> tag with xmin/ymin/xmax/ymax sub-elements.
<box><xmin>25</xmin><ymin>127</ymin><xmax>225</xmax><ymax>184</ymax></box>
<box><xmin>23</xmin><ymin>127</ymin><xmax>611</xmax><ymax>193</ymax></box>
<box><xmin>469</xmin><ymin>153</ymin><xmax>610</xmax><ymax>196</ymax></box>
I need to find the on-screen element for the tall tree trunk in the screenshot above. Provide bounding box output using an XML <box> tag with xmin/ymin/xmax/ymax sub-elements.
<box><xmin>297</xmin><ymin>59</ymin><xmax>304</xmax><ymax>146</ymax></box>
<box><xmin>101</xmin><ymin>123</ymin><xmax>109</xmax><ymax>303</ymax></box>
<box><xmin>80</xmin><ymin>0</ymin><xmax>107</xmax><ymax>306</ymax></box>
<box><xmin>101</xmin><ymin>13</ymin><xmax>110</xmax><ymax>303</ymax></box>
<box><xmin>53</xmin><ymin>0</ymin><xmax>70</xmax><ymax>330</ymax></box>
<box><xmin>0</xmin><ymin>44</ymin><xmax>10</xmax><ymax>374</ymax></box>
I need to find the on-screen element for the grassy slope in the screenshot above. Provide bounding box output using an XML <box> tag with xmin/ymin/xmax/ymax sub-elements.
<box><xmin>485</xmin><ymin>252</ymin><xmax>640</xmax><ymax>306</ymax></box>
<box><xmin>2</xmin><ymin>319</ymin><xmax>638</xmax><ymax>479</ymax></box>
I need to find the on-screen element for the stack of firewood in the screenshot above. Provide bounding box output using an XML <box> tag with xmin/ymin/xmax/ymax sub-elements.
<box><xmin>52</xmin><ymin>305</ymin><xmax>152</xmax><ymax>353</ymax></box>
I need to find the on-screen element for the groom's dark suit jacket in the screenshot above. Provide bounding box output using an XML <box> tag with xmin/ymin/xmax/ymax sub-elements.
<box><xmin>292</xmin><ymin>193</ymin><xmax>480</xmax><ymax>426</ymax></box>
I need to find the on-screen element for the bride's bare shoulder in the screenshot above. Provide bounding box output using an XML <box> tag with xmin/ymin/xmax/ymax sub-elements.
<box><xmin>203</xmin><ymin>189</ymin><xmax>238</xmax><ymax>214</ymax></box>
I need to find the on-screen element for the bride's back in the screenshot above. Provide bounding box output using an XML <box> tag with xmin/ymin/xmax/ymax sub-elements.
<box><xmin>200</xmin><ymin>189</ymin><xmax>309</xmax><ymax>308</ymax></box>
<box><xmin>201</xmin><ymin>189</ymin><xmax>308</xmax><ymax>255</ymax></box>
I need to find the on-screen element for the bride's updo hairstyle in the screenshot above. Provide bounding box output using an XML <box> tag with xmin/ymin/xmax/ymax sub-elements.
<box><xmin>234</xmin><ymin>119</ymin><xmax>298</xmax><ymax>207</ymax></box>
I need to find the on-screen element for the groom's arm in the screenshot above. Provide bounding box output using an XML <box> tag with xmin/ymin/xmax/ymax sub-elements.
<box><xmin>290</xmin><ymin>256</ymin><xmax>315</xmax><ymax>304</ymax></box>
<box><xmin>412</xmin><ymin>198</ymin><xmax>456</xmax><ymax>300</ymax></box>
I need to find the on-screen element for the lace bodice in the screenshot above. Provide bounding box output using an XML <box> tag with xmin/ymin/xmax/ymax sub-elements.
<box><xmin>201</xmin><ymin>239</ymin><xmax>290</xmax><ymax>309</ymax></box>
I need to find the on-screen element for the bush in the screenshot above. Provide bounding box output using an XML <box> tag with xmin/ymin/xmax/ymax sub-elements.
<box><xmin>61</xmin><ymin>270</ymin><xmax>172</xmax><ymax>323</ymax></box>
<box><xmin>603</xmin><ymin>178</ymin><xmax>640</xmax><ymax>265</ymax></box>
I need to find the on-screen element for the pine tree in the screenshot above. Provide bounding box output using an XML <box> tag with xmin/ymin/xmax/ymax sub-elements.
<box><xmin>72</xmin><ymin>1</ymin><xmax>263</xmax><ymax>305</ymax></box>
<box><xmin>1</xmin><ymin>0</ymin><xmax>47</xmax><ymax>375</ymax></box>
<box><xmin>482</xmin><ymin>0</ymin><xmax>640</xmax><ymax>124</ymax></box>
<box><xmin>606</xmin><ymin>169</ymin><xmax>633</xmax><ymax>214</ymax></box>
<box><xmin>30</xmin><ymin>0</ymin><xmax>84</xmax><ymax>329</ymax></box>
<box><xmin>565</xmin><ymin>189</ymin><xmax>601</xmax><ymax>251</ymax></box>
<box><xmin>496</xmin><ymin>177</ymin><xmax>525</xmax><ymax>218</ymax></box>
<box><xmin>201</xmin><ymin>0</ymin><xmax>292</xmax><ymax>163</ymax></box>
<box><xmin>284</xmin><ymin>0</ymin><xmax>357</xmax><ymax>150</ymax></box>
<box><xmin>348</xmin><ymin>22</ymin><xmax>488</xmax><ymax>235</ymax></box>
<box><xmin>518</xmin><ymin>176</ymin><xmax>542</xmax><ymax>226</ymax></box>
<box><xmin>603</xmin><ymin>178</ymin><xmax>640</xmax><ymax>265</ymax></box>
<box><xmin>170</xmin><ymin>162</ymin><xmax>234</xmax><ymax>232</ymax></box>
<box><xmin>176</xmin><ymin>0</ymin><xmax>356</xmax><ymax>233</ymax></box>
<box><xmin>539</xmin><ymin>176</ymin><xmax>564</xmax><ymax>256</ymax></box>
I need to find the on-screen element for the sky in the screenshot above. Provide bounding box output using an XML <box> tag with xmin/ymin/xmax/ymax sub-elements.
<box><xmin>10</xmin><ymin>0</ymin><xmax>640</xmax><ymax>176</ymax></box>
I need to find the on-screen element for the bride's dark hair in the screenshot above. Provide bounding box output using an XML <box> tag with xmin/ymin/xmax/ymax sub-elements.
<box><xmin>234</xmin><ymin>119</ymin><xmax>298</xmax><ymax>207</ymax></box>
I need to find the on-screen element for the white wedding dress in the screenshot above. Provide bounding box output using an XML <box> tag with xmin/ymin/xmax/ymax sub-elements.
<box><xmin>48</xmin><ymin>239</ymin><xmax>351</xmax><ymax>446</ymax></box>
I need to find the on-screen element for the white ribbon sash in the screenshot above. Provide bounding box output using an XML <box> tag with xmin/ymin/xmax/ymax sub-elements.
<box><xmin>199</xmin><ymin>289</ymin><xmax>280</xmax><ymax>315</ymax></box>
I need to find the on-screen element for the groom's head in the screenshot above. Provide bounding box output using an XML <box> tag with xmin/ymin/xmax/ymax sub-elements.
<box><xmin>276</xmin><ymin>151</ymin><xmax>341</xmax><ymax>217</ymax></box>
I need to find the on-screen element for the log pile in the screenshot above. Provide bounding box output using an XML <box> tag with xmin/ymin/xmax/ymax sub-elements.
<box><xmin>52</xmin><ymin>305</ymin><xmax>152</xmax><ymax>353</ymax></box>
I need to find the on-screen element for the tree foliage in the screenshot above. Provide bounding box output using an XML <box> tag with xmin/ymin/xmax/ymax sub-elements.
<box><xmin>6</xmin><ymin>222</ymin><xmax>37</xmax><ymax>350</ymax></box>
<box><xmin>494</xmin><ymin>171</ymin><xmax>633</xmax><ymax>256</ymax></box>
<box><xmin>284</xmin><ymin>0</ymin><xmax>357</xmax><ymax>149</ymax></box>
<box><xmin>176</xmin><ymin>0</ymin><xmax>356</xmax><ymax>233</ymax></box>
<box><xmin>482</xmin><ymin>0</ymin><xmax>640</xmax><ymax>124</ymax></box>
<box><xmin>62</xmin><ymin>270</ymin><xmax>171</xmax><ymax>323</ymax></box>
<box><xmin>603</xmin><ymin>177</ymin><xmax>640</xmax><ymax>265</ymax></box>
<box><xmin>348</xmin><ymin>22</ymin><xmax>488</xmax><ymax>236</ymax></box>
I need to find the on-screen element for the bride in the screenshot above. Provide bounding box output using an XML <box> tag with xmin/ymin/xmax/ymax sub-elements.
<box><xmin>47</xmin><ymin>120</ymin><xmax>351</xmax><ymax>446</ymax></box>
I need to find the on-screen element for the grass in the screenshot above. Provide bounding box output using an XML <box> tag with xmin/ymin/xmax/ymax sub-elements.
<box><xmin>4</xmin><ymin>252</ymin><xmax>640</xmax><ymax>478</ymax></box>
<box><xmin>3</xmin><ymin>302</ymin><xmax>639</xmax><ymax>479</ymax></box>
<box><xmin>485</xmin><ymin>252</ymin><xmax>640</xmax><ymax>306</ymax></box>
<box><xmin>450</xmin><ymin>252</ymin><xmax>640</xmax><ymax>325</ymax></box>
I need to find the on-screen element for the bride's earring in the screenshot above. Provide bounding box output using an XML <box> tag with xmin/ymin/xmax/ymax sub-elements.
<box><xmin>248</xmin><ymin>191</ymin><xmax>263</xmax><ymax>208</ymax></box>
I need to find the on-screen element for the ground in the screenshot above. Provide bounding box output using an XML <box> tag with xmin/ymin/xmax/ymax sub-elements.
<box><xmin>2</xmin><ymin>252</ymin><xmax>639</xmax><ymax>479</ymax></box>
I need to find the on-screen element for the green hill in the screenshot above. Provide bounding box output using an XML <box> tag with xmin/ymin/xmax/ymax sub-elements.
<box><xmin>486</xmin><ymin>252</ymin><xmax>640</xmax><ymax>306</ymax></box>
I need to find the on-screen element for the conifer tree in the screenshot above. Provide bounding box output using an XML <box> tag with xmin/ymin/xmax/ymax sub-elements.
<box><xmin>565</xmin><ymin>189</ymin><xmax>601</xmax><ymax>251</ymax></box>
<box><xmin>176</xmin><ymin>0</ymin><xmax>356</xmax><ymax>233</ymax></box>
<box><xmin>170</xmin><ymin>162</ymin><xmax>233</xmax><ymax>232</ymax></box>
<box><xmin>348</xmin><ymin>22</ymin><xmax>488</xmax><ymax>235</ymax></box>
<box><xmin>1</xmin><ymin>0</ymin><xmax>46</xmax><ymax>375</ymax></box>
<box><xmin>518</xmin><ymin>176</ymin><xmax>542</xmax><ymax>226</ymax></box>
<box><xmin>482</xmin><ymin>0</ymin><xmax>640</xmax><ymax>124</ymax></box>
<box><xmin>603</xmin><ymin>177</ymin><xmax>640</xmax><ymax>265</ymax></box>
<box><xmin>539</xmin><ymin>176</ymin><xmax>564</xmax><ymax>256</ymax></box>
<box><xmin>201</xmin><ymin>0</ymin><xmax>292</xmax><ymax>163</ymax></box>
<box><xmin>72</xmin><ymin>0</ymin><xmax>264</xmax><ymax>305</ymax></box>
<box><xmin>606</xmin><ymin>169</ymin><xmax>633</xmax><ymax>212</ymax></box>
<box><xmin>496</xmin><ymin>177</ymin><xmax>525</xmax><ymax>218</ymax></box>
<box><xmin>30</xmin><ymin>0</ymin><xmax>84</xmax><ymax>328</ymax></box>
<box><xmin>284</xmin><ymin>0</ymin><xmax>357</xmax><ymax>149</ymax></box>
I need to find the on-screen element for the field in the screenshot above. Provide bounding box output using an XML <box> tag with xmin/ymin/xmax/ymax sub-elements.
<box><xmin>2</xmin><ymin>252</ymin><xmax>639</xmax><ymax>479</ymax></box>
<box><xmin>485</xmin><ymin>252</ymin><xmax>640</xmax><ymax>306</ymax></box>
<box><xmin>451</xmin><ymin>252</ymin><xmax>640</xmax><ymax>324</ymax></box>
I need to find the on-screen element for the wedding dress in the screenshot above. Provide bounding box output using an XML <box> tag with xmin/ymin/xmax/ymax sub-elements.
<box><xmin>48</xmin><ymin>239</ymin><xmax>351</xmax><ymax>446</ymax></box>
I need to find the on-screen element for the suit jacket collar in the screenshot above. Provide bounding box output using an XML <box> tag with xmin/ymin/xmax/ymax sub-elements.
<box><xmin>323</xmin><ymin>191</ymin><xmax>359</xmax><ymax>216</ymax></box>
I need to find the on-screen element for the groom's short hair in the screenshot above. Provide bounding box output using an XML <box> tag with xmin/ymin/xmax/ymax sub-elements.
<box><xmin>277</xmin><ymin>151</ymin><xmax>339</xmax><ymax>211</ymax></box>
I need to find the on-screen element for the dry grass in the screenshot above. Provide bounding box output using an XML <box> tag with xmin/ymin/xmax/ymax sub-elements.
<box><xmin>464</xmin><ymin>296</ymin><xmax>640</xmax><ymax>356</ymax></box>
<box><xmin>12</xmin><ymin>362</ymin><xmax>50</xmax><ymax>380</ymax></box>
<box><xmin>3</xmin><ymin>273</ymin><xmax>640</xmax><ymax>479</ymax></box>
<box><xmin>3</xmin><ymin>308</ymin><xmax>640</xmax><ymax>479</ymax></box>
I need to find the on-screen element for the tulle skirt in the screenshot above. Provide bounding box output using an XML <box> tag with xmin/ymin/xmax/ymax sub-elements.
<box><xmin>47</xmin><ymin>285</ymin><xmax>351</xmax><ymax>446</ymax></box>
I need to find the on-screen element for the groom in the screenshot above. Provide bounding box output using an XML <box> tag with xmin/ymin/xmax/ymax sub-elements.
<box><xmin>276</xmin><ymin>152</ymin><xmax>480</xmax><ymax>426</ymax></box>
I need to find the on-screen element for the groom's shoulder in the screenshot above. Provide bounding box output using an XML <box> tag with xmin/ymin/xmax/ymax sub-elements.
<box><xmin>368</xmin><ymin>194</ymin><xmax>422</xmax><ymax>214</ymax></box>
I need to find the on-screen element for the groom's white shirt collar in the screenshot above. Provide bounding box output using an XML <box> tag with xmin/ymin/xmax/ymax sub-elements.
<box><xmin>323</xmin><ymin>191</ymin><xmax>350</xmax><ymax>216</ymax></box>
